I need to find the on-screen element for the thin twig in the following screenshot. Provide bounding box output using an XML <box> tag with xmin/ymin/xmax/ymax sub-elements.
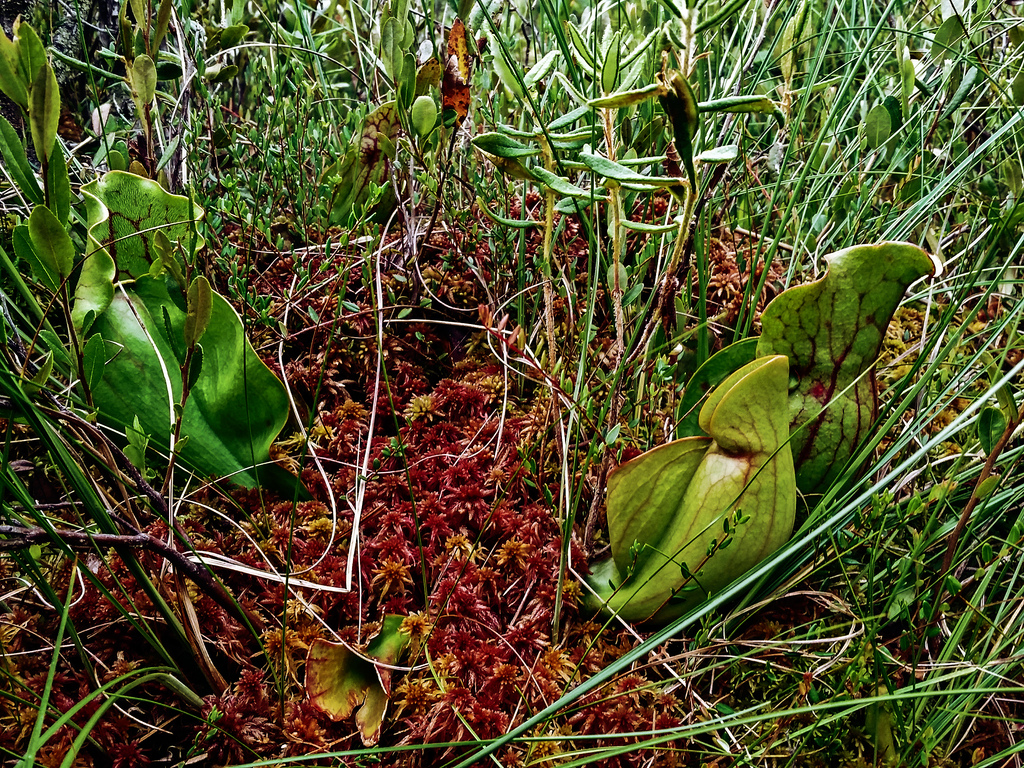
<box><xmin>940</xmin><ymin>400</ymin><xmax>1024</xmax><ymax>579</ymax></box>
<box><xmin>0</xmin><ymin>518</ymin><xmax>264</xmax><ymax>631</ymax></box>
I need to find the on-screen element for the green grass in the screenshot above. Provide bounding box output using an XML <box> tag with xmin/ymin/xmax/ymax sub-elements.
<box><xmin>1</xmin><ymin>0</ymin><xmax>1023</xmax><ymax>764</ymax></box>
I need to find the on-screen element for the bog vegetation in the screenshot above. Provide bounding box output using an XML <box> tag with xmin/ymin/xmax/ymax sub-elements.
<box><xmin>0</xmin><ymin>0</ymin><xmax>1022</xmax><ymax>765</ymax></box>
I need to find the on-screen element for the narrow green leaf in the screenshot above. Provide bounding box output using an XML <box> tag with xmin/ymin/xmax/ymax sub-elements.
<box><xmin>900</xmin><ymin>46</ymin><xmax>915</xmax><ymax>116</ymax></box>
<box><xmin>698</xmin><ymin>94</ymin><xmax>779</xmax><ymax>114</ymax></box>
<box><xmin>621</xmin><ymin>218</ymin><xmax>681</xmax><ymax>234</ymax></box>
<box><xmin>601</xmin><ymin>30</ymin><xmax>621</xmax><ymax>94</ymax></box>
<box><xmin>564</xmin><ymin>20</ymin><xmax>595</xmax><ymax>70</ymax></box>
<box><xmin>940</xmin><ymin>66</ymin><xmax>980</xmax><ymax>121</ymax></box>
<box><xmin>29</xmin><ymin>63</ymin><xmax>59</xmax><ymax>162</ymax></box>
<box><xmin>46</xmin><ymin>146</ymin><xmax>71</xmax><ymax>225</ymax></box>
<box><xmin>524</xmin><ymin>50</ymin><xmax>559</xmax><ymax>89</ymax></box>
<box><xmin>0</xmin><ymin>26</ymin><xmax>29</xmax><ymax>109</ymax></box>
<box><xmin>187</xmin><ymin>344</ymin><xmax>204</xmax><ymax>389</ymax></box>
<box><xmin>695</xmin><ymin>145</ymin><xmax>739</xmax><ymax>163</ymax></box>
<box><xmin>14</xmin><ymin>223</ymin><xmax>58</xmax><ymax>292</ymax></box>
<box><xmin>184</xmin><ymin>275</ymin><xmax>213</xmax><ymax>347</ymax></box>
<box><xmin>477</xmin><ymin>198</ymin><xmax>541</xmax><ymax>228</ymax></box>
<box><xmin>547</xmin><ymin>105</ymin><xmax>592</xmax><ymax>131</ymax></box>
<box><xmin>0</xmin><ymin>115</ymin><xmax>43</xmax><ymax>204</ymax></box>
<box><xmin>152</xmin><ymin>0</ymin><xmax>174</xmax><ymax>51</ymax></box>
<box><xmin>129</xmin><ymin>0</ymin><xmax>146</xmax><ymax>28</ymax></box>
<box><xmin>780</xmin><ymin>0</ymin><xmax>809</xmax><ymax>87</ymax></box>
<box><xmin>15</xmin><ymin>21</ymin><xmax>47</xmax><ymax>92</ymax></box>
<box><xmin>471</xmin><ymin>132</ymin><xmax>538</xmax><ymax>159</ymax></box>
<box><xmin>381</xmin><ymin>17</ymin><xmax>403</xmax><ymax>84</ymax></box>
<box><xmin>588</xmin><ymin>82</ymin><xmax>663</xmax><ymax>109</ymax></box>
<box><xmin>531</xmin><ymin>166</ymin><xmax>607</xmax><ymax>199</ymax></box>
<box><xmin>24</xmin><ymin>350</ymin><xmax>53</xmax><ymax>395</ymax></box>
<box><xmin>579</xmin><ymin>150</ymin><xmax>682</xmax><ymax>187</ymax></box>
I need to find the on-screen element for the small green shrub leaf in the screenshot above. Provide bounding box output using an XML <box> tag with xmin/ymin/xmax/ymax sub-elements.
<box><xmin>414</xmin><ymin>57</ymin><xmax>440</xmax><ymax>96</ymax></box>
<box><xmin>531</xmin><ymin>166</ymin><xmax>606</xmax><ymax>199</ymax></box>
<box><xmin>14</xmin><ymin>223</ymin><xmax>57</xmax><ymax>292</ymax></box>
<box><xmin>410</xmin><ymin>95</ymin><xmax>437</xmax><ymax>137</ymax></box>
<box><xmin>219</xmin><ymin>24</ymin><xmax>249</xmax><ymax>50</ymax></box>
<box><xmin>472</xmin><ymin>132</ymin><xmax>538</xmax><ymax>159</ymax></box>
<box><xmin>931</xmin><ymin>16</ymin><xmax>965</xmax><ymax>63</ymax></box>
<box><xmin>978</xmin><ymin>406</ymin><xmax>1007</xmax><ymax>454</ymax></box>
<box><xmin>381</xmin><ymin>17</ymin><xmax>404</xmax><ymax>84</ymax></box>
<box><xmin>865</xmin><ymin>104</ymin><xmax>891</xmax><ymax>148</ymax></box>
<box><xmin>152</xmin><ymin>0</ymin><xmax>174</xmax><ymax>51</ymax></box>
<box><xmin>15</xmin><ymin>21</ymin><xmax>47</xmax><ymax>95</ymax></box>
<box><xmin>940</xmin><ymin>66</ymin><xmax>980</xmax><ymax>121</ymax></box>
<box><xmin>185</xmin><ymin>275</ymin><xmax>213</xmax><ymax>347</ymax></box>
<box><xmin>564</xmin><ymin>20</ymin><xmax>595</xmax><ymax>70</ymax></box>
<box><xmin>46</xmin><ymin>147</ymin><xmax>71</xmax><ymax>225</ymax></box>
<box><xmin>0</xmin><ymin>26</ymin><xmax>29</xmax><ymax>109</ymax></box>
<box><xmin>187</xmin><ymin>344</ymin><xmax>204</xmax><ymax>389</ymax></box>
<box><xmin>601</xmin><ymin>31</ymin><xmax>622</xmax><ymax>93</ymax></box>
<box><xmin>698</xmin><ymin>95</ymin><xmax>779</xmax><ymax>114</ymax></box>
<box><xmin>82</xmin><ymin>333</ymin><xmax>106</xmax><ymax>392</ymax></box>
<box><xmin>0</xmin><ymin>115</ymin><xmax>43</xmax><ymax>204</ymax></box>
<box><xmin>588</xmin><ymin>81</ymin><xmax>663</xmax><ymax>109</ymax></box>
<box><xmin>24</xmin><ymin>350</ymin><xmax>53</xmax><ymax>395</ymax></box>
<box><xmin>695</xmin><ymin>144</ymin><xmax>739</xmax><ymax>163</ymax></box>
<box><xmin>28</xmin><ymin>204</ymin><xmax>73</xmax><ymax>283</ymax></box>
<box><xmin>579</xmin><ymin>150</ymin><xmax>682</xmax><ymax>187</ymax></box>
<box><xmin>524</xmin><ymin>50</ymin><xmax>559</xmax><ymax>89</ymax></box>
<box><xmin>132</xmin><ymin>55</ymin><xmax>157</xmax><ymax>106</ymax></box>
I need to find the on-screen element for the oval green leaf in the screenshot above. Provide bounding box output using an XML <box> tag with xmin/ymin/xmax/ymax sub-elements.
<box><xmin>27</xmin><ymin>203</ymin><xmax>73</xmax><ymax>282</ymax></box>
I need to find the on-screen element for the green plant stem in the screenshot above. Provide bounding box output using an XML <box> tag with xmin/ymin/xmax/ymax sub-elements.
<box><xmin>414</xmin><ymin>127</ymin><xmax>459</xmax><ymax>263</ymax></box>
<box><xmin>161</xmin><ymin>340</ymin><xmax>199</xmax><ymax>497</ymax></box>
<box><xmin>539</xmin><ymin>136</ymin><xmax>569</xmax><ymax>641</ymax></box>
<box><xmin>624</xmin><ymin>187</ymin><xmax>695</xmax><ymax>368</ymax></box>
<box><xmin>601</xmin><ymin>107</ymin><xmax>626</xmax><ymax>365</ymax></box>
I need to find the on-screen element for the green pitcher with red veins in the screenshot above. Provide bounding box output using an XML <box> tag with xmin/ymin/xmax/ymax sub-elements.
<box><xmin>586</xmin><ymin>355</ymin><xmax>797</xmax><ymax>625</ymax></box>
<box><xmin>587</xmin><ymin>241</ymin><xmax>939</xmax><ymax>624</ymax></box>
<box><xmin>756</xmin><ymin>241</ymin><xmax>941</xmax><ymax>493</ymax></box>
